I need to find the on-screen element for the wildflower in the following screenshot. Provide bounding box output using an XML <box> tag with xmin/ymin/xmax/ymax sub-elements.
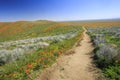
<box><xmin>25</xmin><ymin>69</ymin><xmax>30</xmax><ymax>74</ymax></box>
<box><xmin>27</xmin><ymin>63</ymin><xmax>32</xmax><ymax>68</ymax></box>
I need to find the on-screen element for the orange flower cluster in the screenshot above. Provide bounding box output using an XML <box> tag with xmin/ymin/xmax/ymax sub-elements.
<box><xmin>27</xmin><ymin>63</ymin><xmax>32</xmax><ymax>68</ymax></box>
<box><xmin>9</xmin><ymin>23</ymin><xmax>34</xmax><ymax>35</ymax></box>
<box><xmin>44</xmin><ymin>23</ymin><xmax>68</xmax><ymax>32</ymax></box>
<box><xmin>25</xmin><ymin>69</ymin><xmax>30</xmax><ymax>74</ymax></box>
<box><xmin>19</xmin><ymin>50</ymin><xmax>63</xmax><ymax>77</ymax></box>
<box><xmin>0</xmin><ymin>23</ymin><xmax>15</xmax><ymax>35</ymax></box>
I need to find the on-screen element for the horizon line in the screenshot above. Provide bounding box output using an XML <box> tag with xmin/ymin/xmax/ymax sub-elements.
<box><xmin>0</xmin><ymin>17</ymin><xmax>120</xmax><ymax>23</ymax></box>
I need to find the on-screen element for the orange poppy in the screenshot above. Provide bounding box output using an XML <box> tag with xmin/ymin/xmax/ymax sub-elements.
<box><xmin>27</xmin><ymin>64</ymin><xmax>32</xmax><ymax>68</ymax></box>
<box><xmin>25</xmin><ymin>69</ymin><xmax>30</xmax><ymax>74</ymax></box>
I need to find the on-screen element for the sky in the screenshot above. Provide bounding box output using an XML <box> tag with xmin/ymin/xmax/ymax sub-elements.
<box><xmin>0</xmin><ymin>0</ymin><xmax>120</xmax><ymax>22</ymax></box>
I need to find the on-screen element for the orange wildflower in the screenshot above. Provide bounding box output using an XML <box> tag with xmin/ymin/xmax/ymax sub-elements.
<box><xmin>27</xmin><ymin>63</ymin><xmax>32</xmax><ymax>68</ymax></box>
<box><xmin>25</xmin><ymin>69</ymin><xmax>30</xmax><ymax>74</ymax></box>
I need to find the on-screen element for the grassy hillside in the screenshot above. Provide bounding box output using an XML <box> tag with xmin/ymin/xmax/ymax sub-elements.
<box><xmin>0</xmin><ymin>20</ymin><xmax>120</xmax><ymax>42</ymax></box>
<box><xmin>0</xmin><ymin>20</ymin><xmax>79</xmax><ymax>42</ymax></box>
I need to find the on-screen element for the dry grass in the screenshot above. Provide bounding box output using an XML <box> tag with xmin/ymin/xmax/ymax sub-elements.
<box><xmin>64</xmin><ymin>20</ymin><xmax>120</xmax><ymax>27</ymax></box>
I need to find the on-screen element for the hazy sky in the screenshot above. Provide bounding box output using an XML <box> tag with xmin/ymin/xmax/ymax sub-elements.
<box><xmin>0</xmin><ymin>0</ymin><xmax>120</xmax><ymax>21</ymax></box>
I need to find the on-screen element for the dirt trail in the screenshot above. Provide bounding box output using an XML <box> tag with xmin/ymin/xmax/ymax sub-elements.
<box><xmin>35</xmin><ymin>27</ymin><xmax>97</xmax><ymax>80</ymax></box>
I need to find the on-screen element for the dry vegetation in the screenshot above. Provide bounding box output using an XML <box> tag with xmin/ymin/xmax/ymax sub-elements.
<box><xmin>65</xmin><ymin>20</ymin><xmax>120</xmax><ymax>27</ymax></box>
<box><xmin>87</xmin><ymin>26</ymin><xmax>120</xmax><ymax>80</ymax></box>
<box><xmin>0</xmin><ymin>20</ymin><xmax>83</xmax><ymax>80</ymax></box>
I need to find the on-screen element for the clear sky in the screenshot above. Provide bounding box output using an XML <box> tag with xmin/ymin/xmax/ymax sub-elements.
<box><xmin>0</xmin><ymin>0</ymin><xmax>120</xmax><ymax>21</ymax></box>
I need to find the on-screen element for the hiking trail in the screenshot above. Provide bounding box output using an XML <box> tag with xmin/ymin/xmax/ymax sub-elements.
<box><xmin>35</xmin><ymin>27</ymin><xmax>97</xmax><ymax>80</ymax></box>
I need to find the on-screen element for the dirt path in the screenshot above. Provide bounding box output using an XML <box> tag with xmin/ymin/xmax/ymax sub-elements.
<box><xmin>35</xmin><ymin>27</ymin><xmax>97</xmax><ymax>80</ymax></box>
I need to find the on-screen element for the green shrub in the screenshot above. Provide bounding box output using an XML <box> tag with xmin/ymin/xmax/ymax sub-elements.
<box><xmin>104</xmin><ymin>66</ymin><xmax>120</xmax><ymax>80</ymax></box>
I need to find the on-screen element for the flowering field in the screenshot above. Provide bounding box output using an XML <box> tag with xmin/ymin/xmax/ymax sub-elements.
<box><xmin>87</xmin><ymin>27</ymin><xmax>120</xmax><ymax>80</ymax></box>
<box><xmin>65</xmin><ymin>20</ymin><xmax>120</xmax><ymax>28</ymax></box>
<box><xmin>0</xmin><ymin>21</ymin><xmax>83</xmax><ymax>80</ymax></box>
<box><xmin>0</xmin><ymin>20</ymin><xmax>80</xmax><ymax>42</ymax></box>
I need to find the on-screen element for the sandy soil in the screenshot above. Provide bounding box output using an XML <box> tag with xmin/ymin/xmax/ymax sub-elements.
<box><xmin>35</xmin><ymin>27</ymin><xmax>97</xmax><ymax>80</ymax></box>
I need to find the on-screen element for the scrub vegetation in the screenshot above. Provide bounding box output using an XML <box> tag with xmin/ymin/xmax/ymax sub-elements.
<box><xmin>0</xmin><ymin>20</ymin><xmax>83</xmax><ymax>80</ymax></box>
<box><xmin>87</xmin><ymin>27</ymin><xmax>120</xmax><ymax>80</ymax></box>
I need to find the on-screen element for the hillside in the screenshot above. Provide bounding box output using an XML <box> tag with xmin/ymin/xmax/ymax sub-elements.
<box><xmin>0</xmin><ymin>20</ymin><xmax>78</xmax><ymax>42</ymax></box>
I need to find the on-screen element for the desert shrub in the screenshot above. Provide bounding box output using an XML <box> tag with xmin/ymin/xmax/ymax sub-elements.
<box><xmin>94</xmin><ymin>44</ymin><xmax>118</xmax><ymax>68</ymax></box>
<box><xmin>87</xmin><ymin>27</ymin><xmax>120</xmax><ymax>80</ymax></box>
<box><xmin>0</xmin><ymin>32</ymin><xmax>78</xmax><ymax>65</ymax></box>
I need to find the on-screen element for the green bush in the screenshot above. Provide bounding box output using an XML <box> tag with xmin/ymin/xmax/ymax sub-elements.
<box><xmin>104</xmin><ymin>66</ymin><xmax>120</xmax><ymax>80</ymax></box>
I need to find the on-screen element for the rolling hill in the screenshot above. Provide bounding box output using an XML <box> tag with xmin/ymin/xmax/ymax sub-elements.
<box><xmin>0</xmin><ymin>20</ymin><xmax>79</xmax><ymax>42</ymax></box>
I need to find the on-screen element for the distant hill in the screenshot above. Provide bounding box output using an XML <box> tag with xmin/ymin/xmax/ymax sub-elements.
<box><xmin>0</xmin><ymin>20</ymin><xmax>76</xmax><ymax>42</ymax></box>
<box><xmin>0</xmin><ymin>20</ymin><xmax>55</xmax><ymax>42</ymax></box>
<box><xmin>64</xmin><ymin>19</ymin><xmax>120</xmax><ymax>27</ymax></box>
